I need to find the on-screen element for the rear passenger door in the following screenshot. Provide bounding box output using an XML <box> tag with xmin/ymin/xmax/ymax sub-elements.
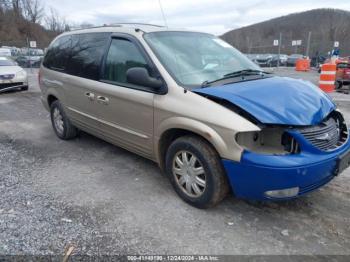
<box><xmin>96</xmin><ymin>35</ymin><xmax>157</xmax><ymax>159</ymax></box>
<box><xmin>64</xmin><ymin>33</ymin><xmax>110</xmax><ymax>132</ymax></box>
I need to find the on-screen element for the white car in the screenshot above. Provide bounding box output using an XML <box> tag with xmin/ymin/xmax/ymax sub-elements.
<box><xmin>0</xmin><ymin>48</ymin><xmax>12</xmax><ymax>57</ymax></box>
<box><xmin>0</xmin><ymin>57</ymin><xmax>28</xmax><ymax>92</ymax></box>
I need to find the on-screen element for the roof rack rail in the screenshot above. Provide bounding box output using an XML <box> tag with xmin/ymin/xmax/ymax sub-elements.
<box><xmin>109</xmin><ymin>23</ymin><xmax>164</xmax><ymax>28</ymax></box>
<box><xmin>69</xmin><ymin>23</ymin><xmax>164</xmax><ymax>32</ymax></box>
<box><xmin>69</xmin><ymin>25</ymin><xmax>122</xmax><ymax>32</ymax></box>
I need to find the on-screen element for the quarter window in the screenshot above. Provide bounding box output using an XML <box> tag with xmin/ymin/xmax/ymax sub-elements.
<box><xmin>102</xmin><ymin>38</ymin><xmax>149</xmax><ymax>85</ymax></box>
<box><xmin>43</xmin><ymin>35</ymin><xmax>71</xmax><ymax>71</ymax></box>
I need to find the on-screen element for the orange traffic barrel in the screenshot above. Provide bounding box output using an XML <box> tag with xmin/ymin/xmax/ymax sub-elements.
<box><xmin>295</xmin><ymin>59</ymin><xmax>310</xmax><ymax>71</ymax></box>
<box><xmin>319</xmin><ymin>63</ymin><xmax>336</xmax><ymax>93</ymax></box>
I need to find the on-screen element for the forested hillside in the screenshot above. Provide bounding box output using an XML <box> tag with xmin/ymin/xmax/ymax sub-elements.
<box><xmin>0</xmin><ymin>0</ymin><xmax>67</xmax><ymax>48</ymax></box>
<box><xmin>221</xmin><ymin>9</ymin><xmax>350</xmax><ymax>56</ymax></box>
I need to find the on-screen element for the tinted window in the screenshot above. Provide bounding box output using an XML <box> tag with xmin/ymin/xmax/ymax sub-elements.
<box><xmin>102</xmin><ymin>38</ymin><xmax>149</xmax><ymax>84</ymax></box>
<box><xmin>66</xmin><ymin>33</ymin><xmax>110</xmax><ymax>80</ymax></box>
<box><xmin>43</xmin><ymin>35</ymin><xmax>71</xmax><ymax>71</ymax></box>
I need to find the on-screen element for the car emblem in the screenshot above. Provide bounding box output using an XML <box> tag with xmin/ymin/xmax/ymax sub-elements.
<box><xmin>315</xmin><ymin>133</ymin><xmax>331</xmax><ymax>142</ymax></box>
<box><xmin>315</xmin><ymin>131</ymin><xmax>337</xmax><ymax>142</ymax></box>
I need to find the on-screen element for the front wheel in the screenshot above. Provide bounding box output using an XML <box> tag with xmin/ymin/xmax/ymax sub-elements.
<box><xmin>165</xmin><ymin>136</ymin><xmax>229</xmax><ymax>209</ymax></box>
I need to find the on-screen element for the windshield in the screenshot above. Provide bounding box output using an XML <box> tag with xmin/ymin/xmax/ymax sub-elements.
<box><xmin>144</xmin><ymin>31</ymin><xmax>261</xmax><ymax>88</ymax></box>
<box><xmin>0</xmin><ymin>59</ymin><xmax>16</xmax><ymax>66</ymax></box>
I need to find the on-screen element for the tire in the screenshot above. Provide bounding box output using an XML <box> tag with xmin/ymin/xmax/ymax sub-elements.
<box><xmin>335</xmin><ymin>81</ymin><xmax>343</xmax><ymax>90</ymax></box>
<box><xmin>21</xmin><ymin>85</ymin><xmax>28</xmax><ymax>91</ymax></box>
<box><xmin>165</xmin><ymin>135</ymin><xmax>229</xmax><ymax>209</ymax></box>
<box><xmin>50</xmin><ymin>100</ymin><xmax>78</xmax><ymax>140</ymax></box>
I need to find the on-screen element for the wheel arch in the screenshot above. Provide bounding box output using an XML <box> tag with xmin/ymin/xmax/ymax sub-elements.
<box><xmin>47</xmin><ymin>94</ymin><xmax>58</xmax><ymax>107</ymax></box>
<box><xmin>155</xmin><ymin>117</ymin><xmax>239</xmax><ymax>171</ymax></box>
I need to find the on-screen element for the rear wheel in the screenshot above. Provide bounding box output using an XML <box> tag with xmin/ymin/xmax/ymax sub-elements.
<box><xmin>165</xmin><ymin>136</ymin><xmax>229</xmax><ymax>209</ymax></box>
<box><xmin>21</xmin><ymin>85</ymin><xmax>28</xmax><ymax>91</ymax></box>
<box><xmin>50</xmin><ymin>100</ymin><xmax>78</xmax><ymax>140</ymax></box>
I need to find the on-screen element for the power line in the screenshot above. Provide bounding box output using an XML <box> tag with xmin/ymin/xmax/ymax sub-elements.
<box><xmin>158</xmin><ymin>0</ymin><xmax>168</xmax><ymax>28</ymax></box>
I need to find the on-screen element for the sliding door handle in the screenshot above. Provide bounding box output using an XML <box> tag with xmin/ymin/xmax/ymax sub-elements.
<box><xmin>97</xmin><ymin>96</ymin><xmax>109</xmax><ymax>105</ymax></box>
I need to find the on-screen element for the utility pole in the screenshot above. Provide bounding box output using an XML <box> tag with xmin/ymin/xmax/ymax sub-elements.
<box><xmin>277</xmin><ymin>32</ymin><xmax>282</xmax><ymax>68</ymax></box>
<box><xmin>306</xmin><ymin>31</ymin><xmax>312</xmax><ymax>58</ymax></box>
<box><xmin>246</xmin><ymin>36</ymin><xmax>250</xmax><ymax>54</ymax></box>
<box><xmin>26</xmin><ymin>37</ymin><xmax>32</xmax><ymax>73</ymax></box>
<box><xmin>158</xmin><ymin>0</ymin><xmax>168</xmax><ymax>28</ymax></box>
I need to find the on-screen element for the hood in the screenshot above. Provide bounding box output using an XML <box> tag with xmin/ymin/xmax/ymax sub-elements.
<box><xmin>0</xmin><ymin>66</ymin><xmax>24</xmax><ymax>75</ymax></box>
<box><xmin>193</xmin><ymin>76</ymin><xmax>335</xmax><ymax>126</ymax></box>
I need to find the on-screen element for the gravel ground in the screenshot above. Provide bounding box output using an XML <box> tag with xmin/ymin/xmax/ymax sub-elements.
<box><xmin>0</xmin><ymin>68</ymin><xmax>350</xmax><ymax>257</ymax></box>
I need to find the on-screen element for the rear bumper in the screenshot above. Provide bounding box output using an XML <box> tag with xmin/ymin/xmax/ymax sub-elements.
<box><xmin>222</xmin><ymin>131</ymin><xmax>350</xmax><ymax>201</ymax></box>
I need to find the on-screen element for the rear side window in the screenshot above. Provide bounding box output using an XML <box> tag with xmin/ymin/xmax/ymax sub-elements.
<box><xmin>43</xmin><ymin>35</ymin><xmax>71</xmax><ymax>71</ymax></box>
<box><xmin>102</xmin><ymin>38</ymin><xmax>149</xmax><ymax>84</ymax></box>
<box><xmin>66</xmin><ymin>33</ymin><xmax>110</xmax><ymax>80</ymax></box>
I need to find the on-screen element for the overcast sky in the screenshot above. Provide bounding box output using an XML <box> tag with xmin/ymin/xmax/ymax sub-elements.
<box><xmin>45</xmin><ymin>0</ymin><xmax>350</xmax><ymax>35</ymax></box>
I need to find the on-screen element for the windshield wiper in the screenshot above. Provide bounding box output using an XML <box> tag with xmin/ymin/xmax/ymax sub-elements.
<box><xmin>224</xmin><ymin>69</ymin><xmax>268</xmax><ymax>78</ymax></box>
<box><xmin>201</xmin><ymin>69</ymin><xmax>270</xmax><ymax>88</ymax></box>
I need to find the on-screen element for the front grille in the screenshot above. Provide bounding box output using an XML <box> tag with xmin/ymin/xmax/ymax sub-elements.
<box><xmin>0</xmin><ymin>82</ymin><xmax>23</xmax><ymax>90</ymax></box>
<box><xmin>298</xmin><ymin>112</ymin><xmax>348</xmax><ymax>151</ymax></box>
<box><xmin>0</xmin><ymin>74</ymin><xmax>15</xmax><ymax>80</ymax></box>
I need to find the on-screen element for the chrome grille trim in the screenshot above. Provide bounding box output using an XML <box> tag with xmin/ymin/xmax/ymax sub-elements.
<box><xmin>297</xmin><ymin>112</ymin><xmax>348</xmax><ymax>151</ymax></box>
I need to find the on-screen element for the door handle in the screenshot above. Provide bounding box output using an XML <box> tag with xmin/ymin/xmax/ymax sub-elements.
<box><xmin>97</xmin><ymin>96</ymin><xmax>109</xmax><ymax>105</ymax></box>
<box><xmin>85</xmin><ymin>92</ymin><xmax>95</xmax><ymax>101</ymax></box>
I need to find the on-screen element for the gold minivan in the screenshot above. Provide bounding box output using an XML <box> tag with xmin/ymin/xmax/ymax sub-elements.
<box><xmin>40</xmin><ymin>24</ymin><xmax>350</xmax><ymax>208</ymax></box>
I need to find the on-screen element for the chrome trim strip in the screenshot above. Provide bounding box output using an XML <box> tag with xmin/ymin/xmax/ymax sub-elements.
<box><xmin>0</xmin><ymin>84</ymin><xmax>26</xmax><ymax>93</ymax></box>
<box><xmin>67</xmin><ymin>107</ymin><xmax>149</xmax><ymax>139</ymax></box>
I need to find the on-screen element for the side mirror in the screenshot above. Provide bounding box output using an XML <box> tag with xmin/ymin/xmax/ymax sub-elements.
<box><xmin>126</xmin><ymin>67</ymin><xmax>163</xmax><ymax>90</ymax></box>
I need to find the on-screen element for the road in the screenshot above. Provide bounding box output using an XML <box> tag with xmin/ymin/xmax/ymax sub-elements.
<box><xmin>0</xmin><ymin>69</ymin><xmax>350</xmax><ymax>256</ymax></box>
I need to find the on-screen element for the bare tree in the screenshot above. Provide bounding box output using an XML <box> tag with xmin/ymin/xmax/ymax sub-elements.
<box><xmin>22</xmin><ymin>0</ymin><xmax>44</xmax><ymax>24</ymax></box>
<box><xmin>44</xmin><ymin>7</ymin><xmax>67</xmax><ymax>33</ymax></box>
<box><xmin>0</xmin><ymin>0</ymin><xmax>12</xmax><ymax>10</ymax></box>
<box><xmin>0</xmin><ymin>0</ymin><xmax>22</xmax><ymax>16</ymax></box>
<box><xmin>11</xmin><ymin>0</ymin><xmax>21</xmax><ymax>16</ymax></box>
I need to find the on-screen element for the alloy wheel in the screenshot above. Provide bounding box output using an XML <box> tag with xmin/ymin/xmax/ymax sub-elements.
<box><xmin>53</xmin><ymin>107</ymin><xmax>64</xmax><ymax>135</ymax></box>
<box><xmin>172</xmin><ymin>151</ymin><xmax>206</xmax><ymax>198</ymax></box>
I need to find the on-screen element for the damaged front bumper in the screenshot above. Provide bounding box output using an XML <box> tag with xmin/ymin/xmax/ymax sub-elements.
<box><xmin>222</xmin><ymin>130</ymin><xmax>350</xmax><ymax>201</ymax></box>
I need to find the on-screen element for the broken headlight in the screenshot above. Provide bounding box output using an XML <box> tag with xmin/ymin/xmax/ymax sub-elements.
<box><xmin>236</xmin><ymin>127</ymin><xmax>300</xmax><ymax>155</ymax></box>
